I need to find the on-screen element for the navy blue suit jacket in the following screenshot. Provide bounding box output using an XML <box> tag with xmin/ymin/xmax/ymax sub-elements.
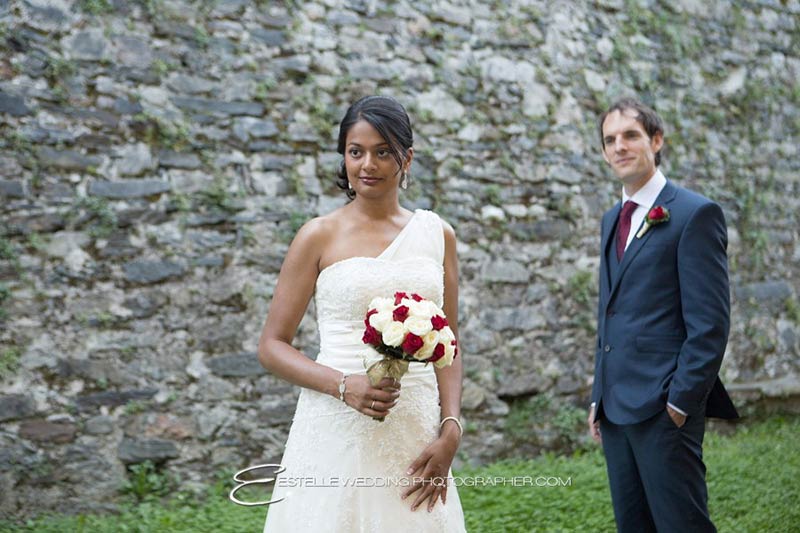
<box><xmin>591</xmin><ymin>179</ymin><xmax>738</xmax><ymax>425</ymax></box>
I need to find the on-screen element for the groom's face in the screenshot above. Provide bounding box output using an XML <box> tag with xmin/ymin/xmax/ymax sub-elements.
<box><xmin>601</xmin><ymin>109</ymin><xmax>663</xmax><ymax>187</ymax></box>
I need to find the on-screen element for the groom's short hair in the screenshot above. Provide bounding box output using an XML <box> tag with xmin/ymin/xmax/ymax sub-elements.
<box><xmin>599</xmin><ymin>98</ymin><xmax>665</xmax><ymax>166</ymax></box>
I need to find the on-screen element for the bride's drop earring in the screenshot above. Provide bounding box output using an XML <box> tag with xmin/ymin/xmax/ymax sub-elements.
<box><xmin>348</xmin><ymin>180</ymin><xmax>352</xmax><ymax>190</ymax></box>
<box><xmin>400</xmin><ymin>171</ymin><xmax>409</xmax><ymax>190</ymax></box>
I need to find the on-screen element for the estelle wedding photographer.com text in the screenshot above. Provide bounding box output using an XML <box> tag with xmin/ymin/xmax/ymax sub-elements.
<box><xmin>229</xmin><ymin>464</ymin><xmax>572</xmax><ymax>506</ymax></box>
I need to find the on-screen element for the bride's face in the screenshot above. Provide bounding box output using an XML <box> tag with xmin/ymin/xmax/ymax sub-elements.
<box><xmin>344</xmin><ymin>120</ymin><xmax>411</xmax><ymax>198</ymax></box>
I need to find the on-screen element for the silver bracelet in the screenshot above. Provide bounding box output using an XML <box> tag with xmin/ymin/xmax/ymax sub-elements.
<box><xmin>338</xmin><ymin>373</ymin><xmax>349</xmax><ymax>402</ymax></box>
<box><xmin>440</xmin><ymin>416</ymin><xmax>463</xmax><ymax>437</ymax></box>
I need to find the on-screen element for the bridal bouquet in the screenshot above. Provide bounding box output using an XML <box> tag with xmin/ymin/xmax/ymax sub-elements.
<box><xmin>361</xmin><ymin>292</ymin><xmax>458</xmax><ymax>418</ymax></box>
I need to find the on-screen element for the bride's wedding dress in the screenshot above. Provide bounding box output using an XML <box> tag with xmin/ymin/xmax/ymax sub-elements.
<box><xmin>264</xmin><ymin>209</ymin><xmax>466</xmax><ymax>532</ymax></box>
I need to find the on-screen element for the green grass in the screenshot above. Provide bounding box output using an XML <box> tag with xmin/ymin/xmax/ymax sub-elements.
<box><xmin>0</xmin><ymin>484</ymin><xmax>263</xmax><ymax>533</ymax></box>
<box><xmin>1</xmin><ymin>416</ymin><xmax>798</xmax><ymax>532</ymax></box>
<box><xmin>459</xmin><ymin>450</ymin><xmax>613</xmax><ymax>532</ymax></box>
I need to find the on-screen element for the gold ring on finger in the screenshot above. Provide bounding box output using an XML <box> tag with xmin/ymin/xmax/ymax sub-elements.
<box><xmin>370</xmin><ymin>400</ymin><xmax>375</xmax><ymax>410</ymax></box>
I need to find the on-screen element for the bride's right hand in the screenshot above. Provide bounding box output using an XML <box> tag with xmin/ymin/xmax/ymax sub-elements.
<box><xmin>343</xmin><ymin>376</ymin><xmax>401</xmax><ymax>418</ymax></box>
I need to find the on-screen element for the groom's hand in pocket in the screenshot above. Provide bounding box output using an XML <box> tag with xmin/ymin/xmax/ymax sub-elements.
<box><xmin>666</xmin><ymin>405</ymin><xmax>687</xmax><ymax>428</ymax></box>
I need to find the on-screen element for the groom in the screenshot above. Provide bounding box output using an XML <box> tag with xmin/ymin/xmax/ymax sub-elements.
<box><xmin>588</xmin><ymin>98</ymin><xmax>738</xmax><ymax>532</ymax></box>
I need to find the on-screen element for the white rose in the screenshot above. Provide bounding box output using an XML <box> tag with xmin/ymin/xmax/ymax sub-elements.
<box><xmin>414</xmin><ymin>330</ymin><xmax>439</xmax><ymax>360</ymax></box>
<box><xmin>369</xmin><ymin>297</ymin><xmax>395</xmax><ymax>314</ymax></box>
<box><xmin>439</xmin><ymin>326</ymin><xmax>455</xmax><ymax>343</ymax></box>
<box><xmin>382</xmin><ymin>321</ymin><xmax>405</xmax><ymax>347</ymax></box>
<box><xmin>422</xmin><ymin>300</ymin><xmax>441</xmax><ymax>317</ymax></box>
<box><xmin>405</xmin><ymin>315</ymin><xmax>433</xmax><ymax>337</ymax></box>
<box><xmin>369</xmin><ymin>311</ymin><xmax>393</xmax><ymax>332</ymax></box>
<box><xmin>406</xmin><ymin>300</ymin><xmax>427</xmax><ymax>318</ymax></box>
<box><xmin>377</xmin><ymin>299</ymin><xmax>396</xmax><ymax>314</ymax></box>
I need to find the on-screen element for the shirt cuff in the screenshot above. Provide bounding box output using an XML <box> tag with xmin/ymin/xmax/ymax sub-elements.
<box><xmin>590</xmin><ymin>402</ymin><xmax>596</xmax><ymax>410</ymax></box>
<box><xmin>667</xmin><ymin>402</ymin><xmax>687</xmax><ymax>416</ymax></box>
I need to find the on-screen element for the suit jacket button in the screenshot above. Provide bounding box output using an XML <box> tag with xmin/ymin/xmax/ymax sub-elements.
<box><xmin>607</xmin><ymin>309</ymin><xmax>615</xmax><ymax>316</ymax></box>
<box><xmin>604</xmin><ymin>345</ymin><xmax>611</xmax><ymax>352</ymax></box>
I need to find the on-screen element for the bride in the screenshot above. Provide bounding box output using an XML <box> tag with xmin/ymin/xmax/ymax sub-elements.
<box><xmin>257</xmin><ymin>95</ymin><xmax>466</xmax><ymax>532</ymax></box>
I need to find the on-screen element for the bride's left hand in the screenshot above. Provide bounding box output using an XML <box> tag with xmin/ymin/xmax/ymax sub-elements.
<box><xmin>401</xmin><ymin>425</ymin><xmax>460</xmax><ymax>511</ymax></box>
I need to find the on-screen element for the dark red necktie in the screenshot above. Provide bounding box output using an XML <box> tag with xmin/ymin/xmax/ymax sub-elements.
<box><xmin>616</xmin><ymin>200</ymin><xmax>638</xmax><ymax>260</ymax></box>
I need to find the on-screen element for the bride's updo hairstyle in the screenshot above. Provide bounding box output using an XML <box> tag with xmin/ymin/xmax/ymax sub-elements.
<box><xmin>336</xmin><ymin>95</ymin><xmax>413</xmax><ymax>200</ymax></box>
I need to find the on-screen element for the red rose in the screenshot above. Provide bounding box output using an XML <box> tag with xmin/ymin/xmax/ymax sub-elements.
<box><xmin>411</xmin><ymin>293</ymin><xmax>424</xmax><ymax>302</ymax></box>
<box><xmin>429</xmin><ymin>343</ymin><xmax>445</xmax><ymax>362</ymax></box>
<box><xmin>649</xmin><ymin>206</ymin><xmax>665</xmax><ymax>220</ymax></box>
<box><xmin>637</xmin><ymin>205</ymin><xmax>670</xmax><ymax>238</ymax></box>
<box><xmin>393</xmin><ymin>305</ymin><xmax>409</xmax><ymax>322</ymax></box>
<box><xmin>364</xmin><ymin>308</ymin><xmax>378</xmax><ymax>328</ymax></box>
<box><xmin>452</xmin><ymin>340</ymin><xmax>458</xmax><ymax>359</ymax></box>
<box><xmin>362</xmin><ymin>325</ymin><xmax>381</xmax><ymax>346</ymax></box>
<box><xmin>431</xmin><ymin>315</ymin><xmax>448</xmax><ymax>331</ymax></box>
<box><xmin>394</xmin><ymin>292</ymin><xmax>409</xmax><ymax>305</ymax></box>
<box><xmin>402</xmin><ymin>333</ymin><xmax>424</xmax><ymax>354</ymax></box>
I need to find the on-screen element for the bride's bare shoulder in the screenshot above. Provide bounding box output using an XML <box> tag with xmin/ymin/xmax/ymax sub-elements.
<box><xmin>290</xmin><ymin>209</ymin><xmax>347</xmax><ymax>249</ymax></box>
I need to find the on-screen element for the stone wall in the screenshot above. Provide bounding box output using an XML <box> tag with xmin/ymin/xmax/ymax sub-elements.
<box><xmin>1</xmin><ymin>0</ymin><xmax>798</xmax><ymax>519</ymax></box>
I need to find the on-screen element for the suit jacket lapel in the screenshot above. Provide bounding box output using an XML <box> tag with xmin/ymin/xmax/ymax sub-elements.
<box><xmin>600</xmin><ymin>203</ymin><xmax>620</xmax><ymax>298</ymax></box>
<box><xmin>608</xmin><ymin>180</ymin><xmax>679</xmax><ymax>300</ymax></box>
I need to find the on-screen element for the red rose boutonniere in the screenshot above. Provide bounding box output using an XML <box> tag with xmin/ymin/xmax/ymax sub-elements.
<box><xmin>636</xmin><ymin>205</ymin><xmax>670</xmax><ymax>238</ymax></box>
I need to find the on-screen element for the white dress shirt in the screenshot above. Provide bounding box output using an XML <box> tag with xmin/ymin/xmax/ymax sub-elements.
<box><xmin>620</xmin><ymin>168</ymin><xmax>666</xmax><ymax>252</ymax></box>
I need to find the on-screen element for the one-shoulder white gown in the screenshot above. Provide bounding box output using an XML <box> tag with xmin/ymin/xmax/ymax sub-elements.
<box><xmin>264</xmin><ymin>209</ymin><xmax>466</xmax><ymax>532</ymax></box>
